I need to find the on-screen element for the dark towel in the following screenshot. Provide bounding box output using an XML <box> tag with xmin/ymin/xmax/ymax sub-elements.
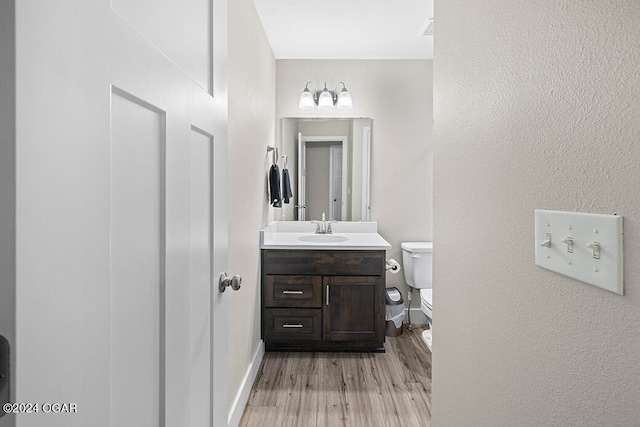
<box><xmin>269</xmin><ymin>164</ymin><xmax>282</xmax><ymax>207</ymax></box>
<box><xmin>282</xmin><ymin>169</ymin><xmax>293</xmax><ymax>204</ymax></box>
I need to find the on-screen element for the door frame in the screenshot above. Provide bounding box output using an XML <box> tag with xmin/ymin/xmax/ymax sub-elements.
<box><xmin>328</xmin><ymin>143</ymin><xmax>344</xmax><ymax>221</ymax></box>
<box><xmin>298</xmin><ymin>135</ymin><xmax>348</xmax><ymax>222</ymax></box>
<box><xmin>361</xmin><ymin>126</ymin><xmax>371</xmax><ymax>221</ymax></box>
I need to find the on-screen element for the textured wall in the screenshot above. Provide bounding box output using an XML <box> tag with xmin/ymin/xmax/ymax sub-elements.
<box><xmin>228</xmin><ymin>0</ymin><xmax>276</xmax><ymax>413</ymax></box>
<box><xmin>433</xmin><ymin>1</ymin><xmax>640</xmax><ymax>425</ymax></box>
<box><xmin>277</xmin><ymin>60</ymin><xmax>433</xmax><ymax>305</ymax></box>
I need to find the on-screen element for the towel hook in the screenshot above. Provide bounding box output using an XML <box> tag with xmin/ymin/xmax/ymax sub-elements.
<box><xmin>267</xmin><ymin>146</ymin><xmax>278</xmax><ymax>165</ymax></box>
<box><xmin>282</xmin><ymin>154</ymin><xmax>288</xmax><ymax>169</ymax></box>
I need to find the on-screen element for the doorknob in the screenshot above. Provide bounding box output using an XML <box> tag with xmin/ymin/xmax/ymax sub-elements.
<box><xmin>219</xmin><ymin>273</ymin><xmax>242</xmax><ymax>293</ymax></box>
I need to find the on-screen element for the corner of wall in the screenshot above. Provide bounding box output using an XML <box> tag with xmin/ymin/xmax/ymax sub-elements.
<box><xmin>227</xmin><ymin>0</ymin><xmax>276</xmax><ymax>416</ymax></box>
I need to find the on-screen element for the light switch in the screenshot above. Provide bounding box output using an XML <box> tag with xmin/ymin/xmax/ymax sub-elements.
<box><xmin>534</xmin><ymin>210</ymin><xmax>624</xmax><ymax>295</ymax></box>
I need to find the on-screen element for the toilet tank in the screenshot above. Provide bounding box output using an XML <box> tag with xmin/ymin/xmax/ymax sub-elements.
<box><xmin>401</xmin><ymin>242</ymin><xmax>433</xmax><ymax>289</ymax></box>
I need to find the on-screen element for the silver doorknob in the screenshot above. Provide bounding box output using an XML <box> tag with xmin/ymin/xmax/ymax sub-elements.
<box><xmin>219</xmin><ymin>272</ymin><xmax>242</xmax><ymax>293</ymax></box>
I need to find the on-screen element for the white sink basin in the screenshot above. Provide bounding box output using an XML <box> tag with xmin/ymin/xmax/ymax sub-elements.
<box><xmin>297</xmin><ymin>234</ymin><xmax>349</xmax><ymax>243</ymax></box>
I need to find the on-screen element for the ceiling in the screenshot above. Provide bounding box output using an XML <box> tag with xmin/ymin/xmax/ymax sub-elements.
<box><xmin>252</xmin><ymin>0</ymin><xmax>434</xmax><ymax>59</ymax></box>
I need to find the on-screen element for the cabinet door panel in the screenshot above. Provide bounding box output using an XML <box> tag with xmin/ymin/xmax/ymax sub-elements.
<box><xmin>323</xmin><ymin>276</ymin><xmax>383</xmax><ymax>342</ymax></box>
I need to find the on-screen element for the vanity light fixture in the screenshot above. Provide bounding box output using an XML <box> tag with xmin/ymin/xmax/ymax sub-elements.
<box><xmin>298</xmin><ymin>81</ymin><xmax>353</xmax><ymax>110</ymax></box>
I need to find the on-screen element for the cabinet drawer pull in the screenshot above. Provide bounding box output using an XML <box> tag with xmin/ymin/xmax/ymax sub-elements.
<box><xmin>282</xmin><ymin>323</ymin><xmax>304</xmax><ymax>328</ymax></box>
<box><xmin>282</xmin><ymin>290</ymin><xmax>303</xmax><ymax>294</ymax></box>
<box><xmin>326</xmin><ymin>285</ymin><xmax>329</xmax><ymax>305</ymax></box>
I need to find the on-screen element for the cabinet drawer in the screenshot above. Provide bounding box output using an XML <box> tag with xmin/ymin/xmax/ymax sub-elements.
<box><xmin>262</xmin><ymin>250</ymin><xmax>384</xmax><ymax>276</ymax></box>
<box><xmin>264</xmin><ymin>276</ymin><xmax>322</xmax><ymax>307</ymax></box>
<box><xmin>264</xmin><ymin>309</ymin><xmax>322</xmax><ymax>341</ymax></box>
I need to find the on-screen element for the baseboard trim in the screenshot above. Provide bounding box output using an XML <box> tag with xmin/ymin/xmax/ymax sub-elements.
<box><xmin>228</xmin><ymin>340</ymin><xmax>265</xmax><ymax>427</ymax></box>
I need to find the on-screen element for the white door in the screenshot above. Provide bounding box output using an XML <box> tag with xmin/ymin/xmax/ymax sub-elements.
<box><xmin>6</xmin><ymin>1</ymin><xmax>229</xmax><ymax>426</ymax></box>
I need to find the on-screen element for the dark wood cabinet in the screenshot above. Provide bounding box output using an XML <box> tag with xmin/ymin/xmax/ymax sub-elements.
<box><xmin>261</xmin><ymin>249</ymin><xmax>386</xmax><ymax>352</ymax></box>
<box><xmin>323</xmin><ymin>276</ymin><xmax>380</xmax><ymax>342</ymax></box>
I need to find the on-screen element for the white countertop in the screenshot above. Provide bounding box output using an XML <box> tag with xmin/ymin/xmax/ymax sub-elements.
<box><xmin>260</xmin><ymin>221</ymin><xmax>391</xmax><ymax>250</ymax></box>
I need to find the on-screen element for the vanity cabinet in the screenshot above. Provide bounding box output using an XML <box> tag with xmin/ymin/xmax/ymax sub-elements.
<box><xmin>261</xmin><ymin>249</ymin><xmax>386</xmax><ymax>352</ymax></box>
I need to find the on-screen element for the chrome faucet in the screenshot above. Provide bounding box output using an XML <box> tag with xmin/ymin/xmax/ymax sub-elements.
<box><xmin>312</xmin><ymin>212</ymin><xmax>336</xmax><ymax>234</ymax></box>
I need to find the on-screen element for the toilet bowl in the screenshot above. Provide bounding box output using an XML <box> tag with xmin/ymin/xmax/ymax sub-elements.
<box><xmin>401</xmin><ymin>241</ymin><xmax>433</xmax><ymax>351</ymax></box>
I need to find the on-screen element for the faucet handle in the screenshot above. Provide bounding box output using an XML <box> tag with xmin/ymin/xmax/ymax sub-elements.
<box><xmin>327</xmin><ymin>221</ymin><xmax>338</xmax><ymax>234</ymax></box>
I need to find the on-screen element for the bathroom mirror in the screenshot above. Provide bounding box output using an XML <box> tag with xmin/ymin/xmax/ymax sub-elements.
<box><xmin>279</xmin><ymin>117</ymin><xmax>372</xmax><ymax>222</ymax></box>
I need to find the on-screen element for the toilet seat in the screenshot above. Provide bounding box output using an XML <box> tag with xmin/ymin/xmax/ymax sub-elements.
<box><xmin>420</xmin><ymin>289</ymin><xmax>432</xmax><ymax>309</ymax></box>
<box><xmin>420</xmin><ymin>289</ymin><xmax>432</xmax><ymax>320</ymax></box>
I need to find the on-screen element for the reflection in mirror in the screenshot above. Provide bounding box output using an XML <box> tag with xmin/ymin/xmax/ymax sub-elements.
<box><xmin>280</xmin><ymin>118</ymin><xmax>372</xmax><ymax>222</ymax></box>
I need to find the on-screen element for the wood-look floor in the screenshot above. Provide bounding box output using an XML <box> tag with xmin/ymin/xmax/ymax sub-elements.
<box><xmin>239</xmin><ymin>326</ymin><xmax>431</xmax><ymax>427</ymax></box>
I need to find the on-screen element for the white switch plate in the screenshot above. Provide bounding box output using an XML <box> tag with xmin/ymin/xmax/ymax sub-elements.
<box><xmin>535</xmin><ymin>210</ymin><xmax>624</xmax><ymax>295</ymax></box>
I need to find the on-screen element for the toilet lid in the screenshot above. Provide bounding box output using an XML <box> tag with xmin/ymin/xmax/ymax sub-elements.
<box><xmin>401</xmin><ymin>242</ymin><xmax>433</xmax><ymax>253</ymax></box>
<box><xmin>420</xmin><ymin>289</ymin><xmax>432</xmax><ymax>308</ymax></box>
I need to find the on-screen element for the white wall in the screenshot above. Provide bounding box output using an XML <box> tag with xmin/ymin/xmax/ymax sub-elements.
<box><xmin>228</xmin><ymin>0</ymin><xmax>276</xmax><ymax>415</ymax></box>
<box><xmin>277</xmin><ymin>60</ymin><xmax>433</xmax><ymax>304</ymax></box>
<box><xmin>433</xmin><ymin>1</ymin><xmax>640</xmax><ymax>425</ymax></box>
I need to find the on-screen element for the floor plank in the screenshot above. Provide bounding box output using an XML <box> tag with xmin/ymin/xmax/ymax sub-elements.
<box><xmin>316</xmin><ymin>353</ymin><xmax>349</xmax><ymax>427</ymax></box>
<box><xmin>239</xmin><ymin>326</ymin><xmax>431</xmax><ymax>427</ymax></box>
<box><xmin>239</xmin><ymin>406</ymin><xmax>286</xmax><ymax>427</ymax></box>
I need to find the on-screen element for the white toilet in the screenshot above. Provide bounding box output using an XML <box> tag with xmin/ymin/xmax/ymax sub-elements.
<box><xmin>401</xmin><ymin>241</ymin><xmax>433</xmax><ymax>351</ymax></box>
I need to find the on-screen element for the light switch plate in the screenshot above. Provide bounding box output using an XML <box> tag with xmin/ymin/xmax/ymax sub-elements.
<box><xmin>535</xmin><ymin>210</ymin><xmax>624</xmax><ymax>295</ymax></box>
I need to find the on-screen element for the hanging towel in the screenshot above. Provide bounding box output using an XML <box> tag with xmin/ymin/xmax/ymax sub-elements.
<box><xmin>269</xmin><ymin>164</ymin><xmax>282</xmax><ymax>207</ymax></box>
<box><xmin>282</xmin><ymin>168</ymin><xmax>293</xmax><ymax>204</ymax></box>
